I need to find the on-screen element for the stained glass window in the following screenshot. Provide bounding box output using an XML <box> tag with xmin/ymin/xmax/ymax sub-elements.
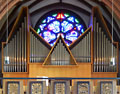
<box><xmin>36</xmin><ymin>11</ymin><xmax>86</xmax><ymax>46</ymax></box>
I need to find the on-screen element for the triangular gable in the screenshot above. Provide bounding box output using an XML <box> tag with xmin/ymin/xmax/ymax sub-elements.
<box><xmin>43</xmin><ymin>35</ymin><xmax>77</xmax><ymax>65</ymax></box>
<box><xmin>7</xmin><ymin>6</ymin><xmax>28</xmax><ymax>42</ymax></box>
<box><xmin>92</xmin><ymin>7</ymin><xmax>112</xmax><ymax>42</ymax></box>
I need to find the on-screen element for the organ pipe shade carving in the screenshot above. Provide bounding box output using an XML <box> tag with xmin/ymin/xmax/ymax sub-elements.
<box><xmin>7</xmin><ymin>82</ymin><xmax>20</xmax><ymax>94</ymax></box>
<box><xmin>50</xmin><ymin>80</ymin><xmax>70</xmax><ymax>94</ymax></box>
<box><xmin>100</xmin><ymin>82</ymin><xmax>113</xmax><ymax>94</ymax></box>
<box><xmin>77</xmin><ymin>82</ymin><xmax>90</xmax><ymax>94</ymax></box>
<box><xmin>54</xmin><ymin>82</ymin><xmax>66</xmax><ymax>94</ymax></box>
<box><xmin>30</xmin><ymin>82</ymin><xmax>43</xmax><ymax>94</ymax></box>
<box><xmin>27</xmin><ymin>81</ymin><xmax>47</xmax><ymax>94</ymax></box>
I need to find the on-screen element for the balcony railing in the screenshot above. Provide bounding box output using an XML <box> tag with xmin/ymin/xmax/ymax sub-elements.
<box><xmin>0</xmin><ymin>77</ymin><xmax>120</xmax><ymax>94</ymax></box>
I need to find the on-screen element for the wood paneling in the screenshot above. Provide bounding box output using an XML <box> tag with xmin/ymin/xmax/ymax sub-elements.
<box><xmin>29</xmin><ymin>63</ymin><xmax>91</xmax><ymax>78</ymax></box>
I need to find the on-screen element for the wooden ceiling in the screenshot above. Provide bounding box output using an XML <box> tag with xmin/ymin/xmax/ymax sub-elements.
<box><xmin>0</xmin><ymin>0</ymin><xmax>119</xmax><ymax>20</ymax></box>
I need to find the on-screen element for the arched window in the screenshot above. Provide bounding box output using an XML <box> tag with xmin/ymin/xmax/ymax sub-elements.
<box><xmin>35</xmin><ymin>10</ymin><xmax>86</xmax><ymax>46</ymax></box>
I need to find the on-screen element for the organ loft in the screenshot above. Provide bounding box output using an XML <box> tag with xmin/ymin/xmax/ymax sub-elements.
<box><xmin>0</xmin><ymin>0</ymin><xmax>120</xmax><ymax>94</ymax></box>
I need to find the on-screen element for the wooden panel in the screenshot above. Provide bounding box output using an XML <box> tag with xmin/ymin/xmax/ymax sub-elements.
<box><xmin>29</xmin><ymin>63</ymin><xmax>91</xmax><ymax>77</ymax></box>
<box><xmin>92</xmin><ymin>73</ymin><xmax>117</xmax><ymax>78</ymax></box>
<box><xmin>3</xmin><ymin>73</ymin><xmax>28</xmax><ymax>78</ymax></box>
<box><xmin>3</xmin><ymin>73</ymin><xmax>28</xmax><ymax>86</ymax></box>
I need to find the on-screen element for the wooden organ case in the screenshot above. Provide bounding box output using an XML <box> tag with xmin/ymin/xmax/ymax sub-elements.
<box><xmin>1</xmin><ymin>7</ymin><xmax>119</xmax><ymax>81</ymax></box>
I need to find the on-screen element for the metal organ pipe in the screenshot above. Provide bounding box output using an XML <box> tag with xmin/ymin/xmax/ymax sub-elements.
<box><xmin>24</xmin><ymin>17</ymin><xmax>27</xmax><ymax>72</ymax></box>
<box><xmin>22</xmin><ymin>22</ymin><xmax>24</xmax><ymax>72</ymax></box>
<box><xmin>19</xmin><ymin>28</ymin><xmax>21</xmax><ymax>72</ymax></box>
<box><xmin>101</xmin><ymin>32</ymin><xmax>104</xmax><ymax>72</ymax></box>
<box><xmin>93</xmin><ymin>17</ymin><xmax>96</xmax><ymax>72</ymax></box>
<box><xmin>93</xmin><ymin>17</ymin><xmax>117</xmax><ymax>72</ymax></box>
<box><xmin>99</xmin><ymin>27</ymin><xmax>102</xmax><ymax>72</ymax></box>
<box><xmin>96</xmin><ymin>22</ymin><xmax>99</xmax><ymax>72</ymax></box>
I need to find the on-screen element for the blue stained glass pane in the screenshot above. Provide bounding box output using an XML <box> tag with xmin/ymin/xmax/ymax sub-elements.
<box><xmin>39</xmin><ymin>24</ymin><xmax>46</xmax><ymax>31</ymax></box>
<box><xmin>67</xmin><ymin>17</ymin><xmax>74</xmax><ymax>22</ymax></box>
<box><xmin>52</xmin><ymin>14</ymin><xmax>57</xmax><ymax>17</ymax></box>
<box><xmin>50</xmin><ymin>41</ymin><xmax>56</xmax><ymax>46</ymax></box>
<box><xmin>60</xmin><ymin>33</ymin><xmax>64</xmax><ymax>38</ymax></box>
<box><xmin>57</xmin><ymin>33</ymin><xmax>60</xmax><ymax>38</ymax></box>
<box><xmin>37</xmin><ymin>29</ymin><xmax>40</xmax><ymax>34</ymax></box>
<box><xmin>48</xmin><ymin>21</ymin><xmax>60</xmax><ymax>33</ymax></box>
<box><xmin>61</xmin><ymin>21</ymin><xmax>73</xmax><ymax>33</ymax></box>
<box><xmin>66</xmin><ymin>31</ymin><xmax>78</xmax><ymax>42</ymax></box>
<box><xmin>81</xmin><ymin>29</ymin><xmax>84</xmax><ymax>33</ymax></box>
<box><xmin>56</xmin><ymin>33</ymin><xmax>64</xmax><ymax>38</ymax></box>
<box><xmin>42</xmin><ymin>19</ymin><xmax>46</xmax><ymax>23</ymax></box>
<box><xmin>64</xmin><ymin>13</ymin><xmax>69</xmax><ymax>17</ymax></box>
<box><xmin>75</xmin><ymin>18</ymin><xmax>79</xmax><ymax>23</ymax></box>
<box><xmin>43</xmin><ymin>31</ymin><xmax>56</xmax><ymax>42</ymax></box>
<box><xmin>76</xmin><ymin>24</ymin><xmax>82</xmax><ymax>31</ymax></box>
<box><xmin>47</xmin><ymin>17</ymin><xmax>55</xmax><ymax>23</ymax></box>
<box><xmin>64</xmin><ymin>41</ymin><xmax>70</xmax><ymax>46</ymax></box>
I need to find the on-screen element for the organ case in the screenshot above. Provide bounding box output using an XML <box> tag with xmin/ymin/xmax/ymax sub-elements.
<box><xmin>2</xmin><ymin>7</ymin><xmax>29</xmax><ymax>73</ymax></box>
<box><xmin>92</xmin><ymin>7</ymin><xmax>119</xmax><ymax>73</ymax></box>
<box><xmin>1</xmin><ymin>6</ymin><xmax>119</xmax><ymax>80</ymax></box>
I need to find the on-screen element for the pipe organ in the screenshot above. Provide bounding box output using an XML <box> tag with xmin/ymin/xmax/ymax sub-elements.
<box><xmin>93</xmin><ymin>17</ymin><xmax>118</xmax><ymax>72</ymax></box>
<box><xmin>1</xmin><ymin>7</ymin><xmax>119</xmax><ymax>90</ymax></box>
<box><xmin>3</xmin><ymin>17</ymin><xmax>27</xmax><ymax>72</ymax></box>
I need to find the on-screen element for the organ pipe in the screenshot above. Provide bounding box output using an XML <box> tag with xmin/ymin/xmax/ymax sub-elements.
<box><xmin>93</xmin><ymin>17</ymin><xmax>118</xmax><ymax>72</ymax></box>
<box><xmin>3</xmin><ymin>17</ymin><xmax>27</xmax><ymax>72</ymax></box>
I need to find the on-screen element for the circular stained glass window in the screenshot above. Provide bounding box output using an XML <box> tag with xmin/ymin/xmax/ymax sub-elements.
<box><xmin>35</xmin><ymin>10</ymin><xmax>86</xmax><ymax>46</ymax></box>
